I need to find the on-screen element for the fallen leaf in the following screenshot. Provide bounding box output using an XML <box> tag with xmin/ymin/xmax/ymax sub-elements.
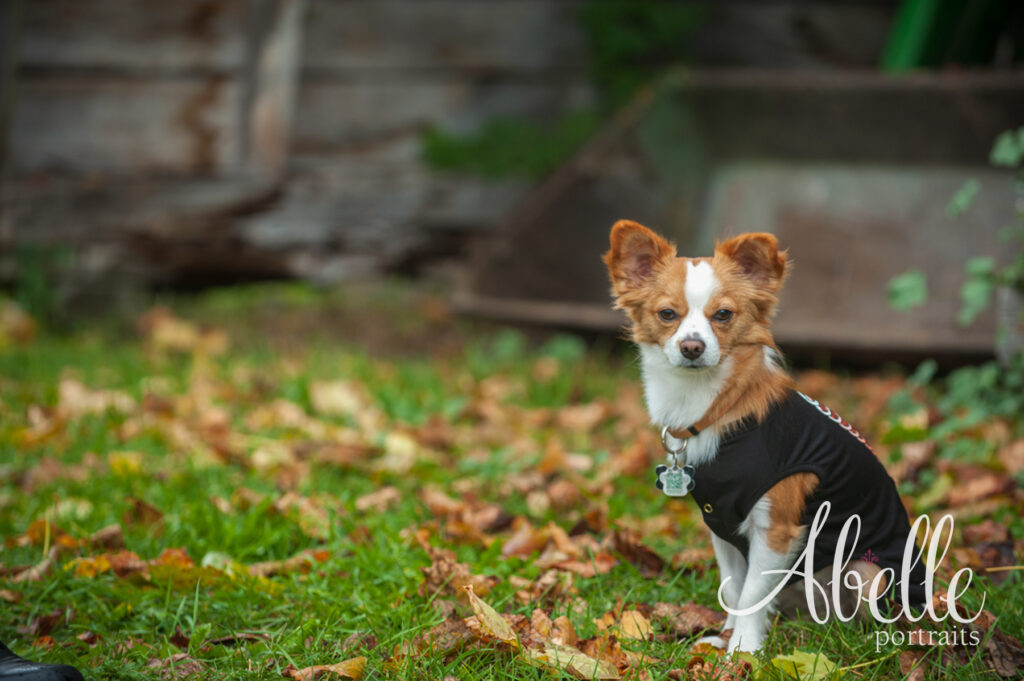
<box><xmin>249</xmin><ymin>548</ymin><xmax>331</xmax><ymax>578</ymax></box>
<box><xmin>771</xmin><ymin>650</ymin><xmax>842</xmax><ymax>680</ymax></box>
<box><xmin>147</xmin><ymin>653</ymin><xmax>208</xmax><ymax>679</ymax></box>
<box><xmin>502</xmin><ymin>518</ymin><xmax>550</xmax><ymax>558</ymax></box>
<box><xmin>610</xmin><ymin>530</ymin><xmax>664</xmax><ymax>577</ymax></box>
<box><xmin>617</xmin><ymin>610</ymin><xmax>653</xmax><ymax>641</ymax></box>
<box><xmin>17</xmin><ymin>607</ymin><xmax>71</xmax><ymax>637</ymax></box>
<box><xmin>525</xmin><ymin>643</ymin><xmax>620</xmax><ymax>680</ymax></box>
<box><xmin>206</xmin><ymin>632</ymin><xmax>271</xmax><ymax>648</ymax></box>
<box><xmin>395</xmin><ymin>618</ymin><xmax>473</xmax><ymax>659</ymax></box>
<box><xmin>89</xmin><ymin>524</ymin><xmax>125</xmax><ymax>550</ymax></box>
<box><xmin>461</xmin><ymin>584</ymin><xmax>519</xmax><ymax>649</ymax></box>
<box><xmin>946</xmin><ymin>470</ymin><xmax>1014</xmax><ymax>507</ymax></box>
<box><xmin>421</xmin><ymin>488</ymin><xmax>466</xmax><ymax>516</ymax></box>
<box><xmin>354</xmin><ymin>487</ymin><xmax>400</xmax><ymax>513</ymax></box>
<box><xmin>898</xmin><ymin>650</ymin><xmax>926</xmax><ymax>681</ymax></box>
<box><xmin>546</xmin><ymin>552</ymin><xmax>618</xmax><ymax>578</ymax></box>
<box><xmin>671</xmin><ymin>653</ymin><xmax>751</xmax><ymax>680</ymax></box>
<box><xmin>281</xmin><ymin>656</ymin><xmax>365</xmax><ymax>681</ymax></box>
<box><xmin>671</xmin><ymin>547</ymin><xmax>715</xmax><ymax>574</ymax></box>
<box><xmin>0</xmin><ymin>299</ymin><xmax>36</xmax><ymax>345</ymax></box>
<box><xmin>123</xmin><ymin>496</ymin><xmax>164</xmax><ymax>529</ymax></box>
<box><xmin>997</xmin><ymin>438</ymin><xmax>1024</xmax><ymax>475</ymax></box>
<box><xmin>57</xmin><ymin>378</ymin><xmax>136</xmax><ymax>419</ymax></box>
<box><xmin>419</xmin><ymin>545</ymin><xmax>497</xmax><ymax>600</ymax></box>
<box><xmin>969</xmin><ymin>609</ymin><xmax>1024</xmax><ymax>678</ymax></box>
<box><xmin>650</xmin><ymin>602</ymin><xmax>725</xmax><ymax>639</ymax></box>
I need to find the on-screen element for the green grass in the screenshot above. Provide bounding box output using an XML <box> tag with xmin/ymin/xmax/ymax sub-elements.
<box><xmin>1</xmin><ymin>282</ymin><xmax>1020</xmax><ymax>680</ymax></box>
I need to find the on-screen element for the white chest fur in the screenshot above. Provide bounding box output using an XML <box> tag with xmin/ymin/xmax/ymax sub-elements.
<box><xmin>637</xmin><ymin>343</ymin><xmax>731</xmax><ymax>466</ymax></box>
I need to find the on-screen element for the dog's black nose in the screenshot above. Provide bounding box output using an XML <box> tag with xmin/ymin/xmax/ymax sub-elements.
<box><xmin>679</xmin><ymin>338</ymin><xmax>705</xmax><ymax>360</ymax></box>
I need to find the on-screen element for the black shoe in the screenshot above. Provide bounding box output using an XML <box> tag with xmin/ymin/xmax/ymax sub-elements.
<box><xmin>0</xmin><ymin>642</ymin><xmax>83</xmax><ymax>681</ymax></box>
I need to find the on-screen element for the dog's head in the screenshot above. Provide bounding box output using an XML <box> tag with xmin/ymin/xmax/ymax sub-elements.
<box><xmin>603</xmin><ymin>220</ymin><xmax>789</xmax><ymax>369</ymax></box>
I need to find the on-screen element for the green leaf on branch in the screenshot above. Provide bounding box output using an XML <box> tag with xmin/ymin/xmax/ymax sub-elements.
<box><xmin>887</xmin><ymin>270</ymin><xmax>928</xmax><ymax>311</ymax></box>
<box><xmin>946</xmin><ymin>179</ymin><xmax>980</xmax><ymax>219</ymax></box>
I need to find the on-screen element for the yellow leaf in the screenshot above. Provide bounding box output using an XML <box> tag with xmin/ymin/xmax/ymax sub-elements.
<box><xmin>68</xmin><ymin>555</ymin><xmax>111</xmax><ymax>578</ymax></box>
<box><xmin>283</xmin><ymin>656</ymin><xmax>366</xmax><ymax>681</ymax></box>
<box><xmin>771</xmin><ymin>650</ymin><xmax>842</xmax><ymax>680</ymax></box>
<box><xmin>461</xmin><ymin>584</ymin><xmax>519</xmax><ymax>649</ymax></box>
<box><xmin>618</xmin><ymin>610</ymin><xmax>653</xmax><ymax>640</ymax></box>
<box><xmin>526</xmin><ymin>644</ymin><xmax>620</xmax><ymax>680</ymax></box>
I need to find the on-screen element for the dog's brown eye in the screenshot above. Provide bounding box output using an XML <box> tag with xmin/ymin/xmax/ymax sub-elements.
<box><xmin>657</xmin><ymin>308</ymin><xmax>677</xmax><ymax>322</ymax></box>
<box><xmin>712</xmin><ymin>309</ymin><xmax>733</xmax><ymax>322</ymax></box>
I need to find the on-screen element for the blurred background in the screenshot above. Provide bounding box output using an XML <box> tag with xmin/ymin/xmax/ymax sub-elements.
<box><xmin>1</xmin><ymin>0</ymin><xmax>1023</xmax><ymax>364</ymax></box>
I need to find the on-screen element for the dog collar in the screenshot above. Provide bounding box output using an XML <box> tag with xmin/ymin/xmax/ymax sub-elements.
<box><xmin>664</xmin><ymin>379</ymin><xmax>749</xmax><ymax>442</ymax></box>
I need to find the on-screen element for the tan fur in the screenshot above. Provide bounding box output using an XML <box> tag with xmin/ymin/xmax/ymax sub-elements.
<box><xmin>604</xmin><ymin>222</ymin><xmax>795</xmax><ymax>431</ymax></box>
<box><xmin>764</xmin><ymin>472</ymin><xmax>820</xmax><ymax>554</ymax></box>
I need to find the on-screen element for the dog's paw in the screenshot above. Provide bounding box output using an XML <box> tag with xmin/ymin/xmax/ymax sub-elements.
<box><xmin>726</xmin><ymin>630</ymin><xmax>765</xmax><ymax>654</ymax></box>
<box><xmin>694</xmin><ymin>634</ymin><xmax>728</xmax><ymax>650</ymax></box>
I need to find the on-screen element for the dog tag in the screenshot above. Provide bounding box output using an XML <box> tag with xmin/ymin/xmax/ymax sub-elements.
<box><xmin>656</xmin><ymin>464</ymin><xmax>695</xmax><ymax>497</ymax></box>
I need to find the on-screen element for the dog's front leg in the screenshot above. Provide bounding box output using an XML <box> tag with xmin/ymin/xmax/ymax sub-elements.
<box><xmin>698</xmin><ymin>532</ymin><xmax>748</xmax><ymax>649</ymax></box>
<box><xmin>728</xmin><ymin>473</ymin><xmax>818</xmax><ymax>653</ymax></box>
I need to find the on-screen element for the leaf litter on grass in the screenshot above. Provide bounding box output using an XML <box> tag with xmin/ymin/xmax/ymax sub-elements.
<box><xmin>2</xmin><ymin>299</ymin><xmax>1024</xmax><ymax>680</ymax></box>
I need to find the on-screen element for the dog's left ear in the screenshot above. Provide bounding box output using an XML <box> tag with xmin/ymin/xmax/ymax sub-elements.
<box><xmin>715</xmin><ymin>233</ymin><xmax>788</xmax><ymax>291</ymax></box>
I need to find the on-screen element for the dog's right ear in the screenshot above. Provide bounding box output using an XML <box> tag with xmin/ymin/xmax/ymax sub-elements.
<box><xmin>603</xmin><ymin>220</ymin><xmax>675</xmax><ymax>295</ymax></box>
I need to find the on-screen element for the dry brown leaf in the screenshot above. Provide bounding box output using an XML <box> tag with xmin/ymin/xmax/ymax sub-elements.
<box><xmin>525</xmin><ymin>643</ymin><xmax>620</xmax><ymax>680</ymax></box>
<box><xmin>11</xmin><ymin>546</ymin><xmax>61</xmax><ymax>584</ymax></box>
<box><xmin>650</xmin><ymin>602</ymin><xmax>725</xmax><ymax>639</ymax></box>
<box><xmin>57</xmin><ymin>378</ymin><xmax>136</xmax><ymax>419</ymax></box>
<box><xmin>419</xmin><ymin>545</ymin><xmax>497</xmax><ymax>601</ymax></box>
<box><xmin>281</xmin><ymin>656</ymin><xmax>365</xmax><ymax>681</ymax></box>
<box><xmin>618</xmin><ymin>610</ymin><xmax>653</xmax><ymax>641</ymax></box>
<box><xmin>551</xmin><ymin>616</ymin><xmax>578</xmax><ymax>647</ymax></box>
<box><xmin>76</xmin><ymin>631</ymin><xmax>102</xmax><ymax>646</ymax></box>
<box><xmin>670</xmin><ymin>653</ymin><xmax>751</xmax><ymax>681</ymax></box>
<box><xmin>17</xmin><ymin>607</ymin><xmax>71</xmax><ymax>637</ymax></box>
<box><xmin>513</xmin><ymin>569</ymin><xmax>576</xmax><ymax>606</ymax></box>
<box><xmin>354</xmin><ymin>487</ymin><xmax>400</xmax><ymax>513</ymax></box>
<box><xmin>577</xmin><ymin>633</ymin><xmax>631</xmax><ymax>674</ymax></box>
<box><xmin>970</xmin><ymin>609</ymin><xmax>1024</xmax><ymax>678</ymax></box>
<box><xmin>248</xmin><ymin>548</ymin><xmax>331</xmax><ymax>578</ymax></box>
<box><xmin>395</xmin><ymin>618</ymin><xmax>473</xmax><ymax>659</ymax></box>
<box><xmin>670</xmin><ymin>547</ymin><xmax>715</xmax><ymax>575</ymax></box>
<box><xmin>421</xmin><ymin>488</ymin><xmax>466</xmax><ymax>516</ymax></box>
<box><xmin>997</xmin><ymin>438</ymin><xmax>1024</xmax><ymax>476</ymax></box>
<box><xmin>89</xmin><ymin>524</ymin><xmax>125</xmax><ymax>550</ymax></box>
<box><xmin>946</xmin><ymin>470</ymin><xmax>1014</xmax><ymax>507</ymax></box>
<box><xmin>555</xmin><ymin>402</ymin><xmax>610</xmax><ymax>432</ymax></box>
<box><xmin>610</xmin><ymin>529</ymin><xmax>664</xmax><ymax>577</ymax></box>
<box><xmin>898</xmin><ymin>650</ymin><xmax>927</xmax><ymax>681</ymax></box>
<box><xmin>0</xmin><ymin>299</ymin><xmax>36</xmax><ymax>345</ymax></box>
<box><xmin>462</xmin><ymin>584</ymin><xmax>519</xmax><ymax>649</ymax></box>
<box><xmin>273</xmin><ymin>492</ymin><xmax>331</xmax><ymax>541</ymax></box>
<box><xmin>147</xmin><ymin>653</ymin><xmax>208</xmax><ymax>679</ymax></box>
<box><xmin>545</xmin><ymin>552</ymin><xmax>619</xmax><ymax>578</ymax></box>
<box><xmin>123</xmin><ymin>496</ymin><xmax>164</xmax><ymax>529</ymax></box>
<box><xmin>0</xmin><ymin>589</ymin><xmax>21</xmax><ymax>603</ymax></box>
<box><xmin>502</xmin><ymin>518</ymin><xmax>550</xmax><ymax>558</ymax></box>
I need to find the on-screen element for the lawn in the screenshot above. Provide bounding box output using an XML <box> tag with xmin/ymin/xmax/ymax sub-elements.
<box><xmin>1</xmin><ymin>281</ymin><xmax>1021</xmax><ymax>680</ymax></box>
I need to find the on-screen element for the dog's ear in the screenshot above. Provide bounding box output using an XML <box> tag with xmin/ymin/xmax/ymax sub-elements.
<box><xmin>715</xmin><ymin>232</ymin><xmax>788</xmax><ymax>291</ymax></box>
<box><xmin>603</xmin><ymin>220</ymin><xmax>675</xmax><ymax>294</ymax></box>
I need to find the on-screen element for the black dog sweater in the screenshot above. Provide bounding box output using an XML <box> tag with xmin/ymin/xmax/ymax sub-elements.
<box><xmin>689</xmin><ymin>389</ymin><xmax>927</xmax><ymax>605</ymax></box>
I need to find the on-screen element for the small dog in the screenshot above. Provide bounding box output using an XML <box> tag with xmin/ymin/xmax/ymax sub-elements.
<box><xmin>603</xmin><ymin>220</ymin><xmax>925</xmax><ymax>652</ymax></box>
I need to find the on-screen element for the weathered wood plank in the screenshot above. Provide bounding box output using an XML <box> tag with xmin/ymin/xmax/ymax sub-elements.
<box><xmin>18</xmin><ymin>0</ymin><xmax>245</xmax><ymax>73</ymax></box>
<box><xmin>293</xmin><ymin>79</ymin><xmax>592</xmax><ymax>150</ymax></box>
<box><xmin>11</xmin><ymin>78</ymin><xmax>241</xmax><ymax>173</ymax></box>
<box><xmin>301</xmin><ymin>0</ymin><xmax>586</xmax><ymax>74</ymax></box>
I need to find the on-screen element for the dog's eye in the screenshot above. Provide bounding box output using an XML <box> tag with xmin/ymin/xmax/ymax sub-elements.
<box><xmin>712</xmin><ymin>309</ymin><xmax>733</xmax><ymax>322</ymax></box>
<box><xmin>657</xmin><ymin>308</ymin><xmax>677</xmax><ymax>322</ymax></box>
